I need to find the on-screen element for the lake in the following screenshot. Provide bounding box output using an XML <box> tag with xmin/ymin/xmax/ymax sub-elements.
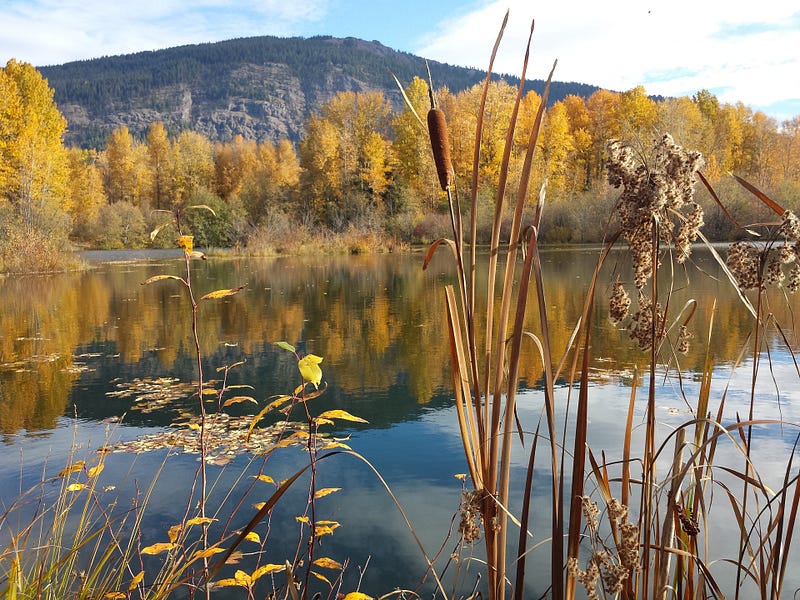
<box><xmin>1</xmin><ymin>246</ymin><xmax>798</xmax><ymax>598</ymax></box>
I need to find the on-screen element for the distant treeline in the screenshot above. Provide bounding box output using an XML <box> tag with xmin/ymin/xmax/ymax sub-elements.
<box><xmin>1</xmin><ymin>58</ymin><xmax>799</xmax><ymax>272</ymax></box>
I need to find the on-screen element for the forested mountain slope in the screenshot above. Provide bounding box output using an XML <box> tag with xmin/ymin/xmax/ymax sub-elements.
<box><xmin>39</xmin><ymin>35</ymin><xmax>599</xmax><ymax>148</ymax></box>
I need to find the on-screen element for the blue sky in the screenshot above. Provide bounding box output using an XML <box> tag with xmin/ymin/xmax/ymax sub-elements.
<box><xmin>1</xmin><ymin>0</ymin><xmax>798</xmax><ymax>121</ymax></box>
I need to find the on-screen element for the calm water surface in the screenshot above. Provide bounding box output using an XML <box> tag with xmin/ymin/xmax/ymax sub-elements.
<box><xmin>1</xmin><ymin>247</ymin><xmax>798</xmax><ymax>597</ymax></box>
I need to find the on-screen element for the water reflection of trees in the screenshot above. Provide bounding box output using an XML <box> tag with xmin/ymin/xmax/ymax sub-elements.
<box><xmin>0</xmin><ymin>249</ymin><xmax>795</xmax><ymax>436</ymax></box>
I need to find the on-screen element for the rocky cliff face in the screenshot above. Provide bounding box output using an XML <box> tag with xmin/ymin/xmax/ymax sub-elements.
<box><xmin>41</xmin><ymin>35</ymin><xmax>598</xmax><ymax>148</ymax></box>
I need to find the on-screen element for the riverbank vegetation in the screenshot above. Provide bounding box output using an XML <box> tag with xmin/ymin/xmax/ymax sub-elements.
<box><xmin>2</xmin><ymin>56</ymin><xmax>800</xmax><ymax>272</ymax></box>
<box><xmin>1</xmin><ymin>14</ymin><xmax>800</xmax><ymax>598</ymax></box>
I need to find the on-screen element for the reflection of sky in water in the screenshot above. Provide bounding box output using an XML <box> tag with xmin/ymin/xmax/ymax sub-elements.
<box><xmin>4</xmin><ymin>350</ymin><xmax>798</xmax><ymax>598</ymax></box>
<box><xmin>1</xmin><ymin>251</ymin><xmax>799</xmax><ymax>597</ymax></box>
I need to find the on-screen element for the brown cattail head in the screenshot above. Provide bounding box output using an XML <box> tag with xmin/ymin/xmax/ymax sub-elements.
<box><xmin>427</xmin><ymin>108</ymin><xmax>454</xmax><ymax>191</ymax></box>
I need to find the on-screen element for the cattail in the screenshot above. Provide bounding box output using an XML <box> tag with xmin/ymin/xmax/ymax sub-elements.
<box><xmin>427</xmin><ymin>107</ymin><xmax>454</xmax><ymax>191</ymax></box>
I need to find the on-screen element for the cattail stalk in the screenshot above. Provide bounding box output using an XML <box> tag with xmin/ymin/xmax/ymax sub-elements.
<box><xmin>427</xmin><ymin>107</ymin><xmax>454</xmax><ymax>192</ymax></box>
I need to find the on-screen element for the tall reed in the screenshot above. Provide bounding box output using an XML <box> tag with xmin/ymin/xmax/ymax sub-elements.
<box><xmin>421</xmin><ymin>11</ymin><xmax>800</xmax><ymax>600</ymax></box>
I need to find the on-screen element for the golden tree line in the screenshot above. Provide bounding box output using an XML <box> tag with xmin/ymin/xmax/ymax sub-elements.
<box><xmin>2</xmin><ymin>58</ymin><xmax>800</xmax><ymax>268</ymax></box>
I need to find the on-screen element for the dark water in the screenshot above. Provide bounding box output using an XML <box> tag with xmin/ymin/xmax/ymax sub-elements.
<box><xmin>1</xmin><ymin>248</ymin><xmax>798</xmax><ymax>597</ymax></box>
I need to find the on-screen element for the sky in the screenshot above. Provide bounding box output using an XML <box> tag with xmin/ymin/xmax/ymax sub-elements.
<box><xmin>1</xmin><ymin>0</ymin><xmax>798</xmax><ymax>121</ymax></box>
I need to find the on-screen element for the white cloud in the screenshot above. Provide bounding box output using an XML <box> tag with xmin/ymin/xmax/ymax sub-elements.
<box><xmin>0</xmin><ymin>0</ymin><xmax>330</xmax><ymax>66</ymax></box>
<box><xmin>413</xmin><ymin>0</ymin><xmax>800</xmax><ymax>118</ymax></box>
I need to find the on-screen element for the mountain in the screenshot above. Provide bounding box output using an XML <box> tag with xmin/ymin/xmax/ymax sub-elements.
<box><xmin>39</xmin><ymin>35</ymin><xmax>601</xmax><ymax>149</ymax></box>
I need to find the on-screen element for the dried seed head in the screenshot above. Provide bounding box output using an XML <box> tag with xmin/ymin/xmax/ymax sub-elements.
<box><xmin>726</xmin><ymin>242</ymin><xmax>762</xmax><ymax>290</ymax></box>
<box><xmin>607</xmin><ymin>498</ymin><xmax>628</xmax><ymax>522</ymax></box>
<box><xmin>677</xmin><ymin>324</ymin><xmax>691</xmax><ymax>355</ymax></box>
<box><xmin>609</xmin><ymin>276</ymin><xmax>631</xmax><ymax>324</ymax></box>
<box><xmin>427</xmin><ymin>108</ymin><xmax>454</xmax><ymax>191</ymax></box>
<box><xmin>766</xmin><ymin>255</ymin><xmax>785</xmax><ymax>286</ymax></box>
<box><xmin>606</xmin><ymin>135</ymin><xmax>704</xmax><ymax>288</ymax></box>
<box><xmin>582</xmin><ymin>496</ymin><xmax>600</xmax><ymax>531</ymax></box>
<box><xmin>779</xmin><ymin>243</ymin><xmax>797</xmax><ymax>264</ymax></box>
<box><xmin>789</xmin><ymin>263</ymin><xmax>800</xmax><ymax>294</ymax></box>
<box><xmin>458</xmin><ymin>489</ymin><xmax>483</xmax><ymax>543</ymax></box>
<box><xmin>780</xmin><ymin>210</ymin><xmax>800</xmax><ymax>242</ymax></box>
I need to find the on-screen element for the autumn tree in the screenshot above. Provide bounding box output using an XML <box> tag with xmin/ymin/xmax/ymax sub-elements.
<box><xmin>299</xmin><ymin>90</ymin><xmax>394</xmax><ymax>229</ymax></box>
<box><xmin>562</xmin><ymin>94</ymin><xmax>593</xmax><ymax>192</ymax></box>
<box><xmin>240</xmin><ymin>139</ymin><xmax>300</xmax><ymax>226</ymax></box>
<box><xmin>103</xmin><ymin>126</ymin><xmax>151</xmax><ymax>207</ymax></box>
<box><xmin>391</xmin><ymin>77</ymin><xmax>441</xmax><ymax>213</ymax></box>
<box><xmin>65</xmin><ymin>147</ymin><xmax>106</xmax><ymax>237</ymax></box>
<box><xmin>0</xmin><ymin>60</ymin><xmax>73</xmax><ymax>271</ymax></box>
<box><xmin>538</xmin><ymin>100</ymin><xmax>573</xmax><ymax>197</ymax></box>
<box><xmin>170</xmin><ymin>130</ymin><xmax>215</xmax><ymax>205</ymax></box>
<box><xmin>146</xmin><ymin>122</ymin><xmax>172</xmax><ymax>210</ymax></box>
<box><xmin>0</xmin><ymin>60</ymin><xmax>69</xmax><ymax>231</ymax></box>
<box><xmin>617</xmin><ymin>85</ymin><xmax>658</xmax><ymax>146</ymax></box>
<box><xmin>586</xmin><ymin>89</ymin><xmax>622</xmax><ymax>186</ymax></box>
<box><xmin>214</xmin><ymin>134</ymin><xmax>258</xmax><ymax>201</ymax></box>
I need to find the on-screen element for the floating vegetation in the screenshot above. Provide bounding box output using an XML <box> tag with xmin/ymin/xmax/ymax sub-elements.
<box><xmin>106</xmin><ymin>376</ymin><xmax>197</xmax><ymax>413</ymax></box>
<box><xmin>106</xmin><ymin>414</ymin><xmax>313</xmax><ymax>465</ymax></box>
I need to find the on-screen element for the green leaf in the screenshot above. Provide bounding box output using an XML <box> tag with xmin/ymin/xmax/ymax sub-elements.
<box><xmin>275</xmin><ymin>341</ymin><xmax>296</xmax><ymax>353</ymax></box>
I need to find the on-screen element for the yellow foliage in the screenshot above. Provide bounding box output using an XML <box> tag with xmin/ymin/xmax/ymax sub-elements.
<box><xmin>140</xmin><ymin>542</ymin><xmax>176</xmax><ymax>555</ymax></box>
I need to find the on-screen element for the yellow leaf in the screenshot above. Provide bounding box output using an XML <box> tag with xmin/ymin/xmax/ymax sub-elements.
<box><xmin>186</xmin><ymin>517</ymin><xmax>215</xmax><ymax>527</ymax></box>
<box><xmin>192</xmin><ymin>547</ymin><xmax>226</xmax><ymax>559</ymax></box>
<box><xmin>103</xmin><ymin>593</ymin><xmax>126</xmax><ymax>599</ymax></box>
<box><xmin>66</xmin><ymin>483</ymin><xmax>86</xmax><ymax>492</ymax></box>
<box><xmin>253</xmin><ymin>502</ymin><xmax>266</xmax><ymax>510</ymax></box>
<box><xmin>58</xmin><ymin>461</ymin><xmax>85</xmax><ymax>477</ymax></box>
<box><xmin>316</xmin><ymin>410</ymin><xmax>368</xmax><ymax>424</ymax></box>
<box><xmin>314</xmin><ymin>525</ymin><xmax>336</xmax><ymax>537</ymax></box>
<box><xmin>454</xmin><ymin>473</ymin><xmax>467</xmax><ymax>481</ymax></box>
<box><xmin>295</xmin><ymin>516</ymin><xmax>310</xmax><ymax>524</ymax></box>
<box><xmin>234</xmin><ymin>569</ymin><xmax>252</xmax><ymax>586</ymax></box>
<box><xmin>251</xmin><ymin>563</ymin><xmax>285</xmax><ymax>581</ymax></box>
<box><xmin>313</xmin><ymin>557</ymin><xmax>343</xmax><ymax>570</ymax></box>
<box><xmin>188</xmin><ymin>204</ymin><xmax>217</xmax><ymax>216</ymax></box>
<box><xmin>212</xmin><ymin>578</ymin><xmax>245</xmax><ymax>588</ymax></box>
<box><xmin>298</xmin><ymin>354</ymin><xmax>323</xmax><ymax>389</ymax></box>
<box><xmin>252</xmin><ymin>474</ymin><xmax>274</xmax><ymax>484</ymax></box>
<box><xmin>343</xmin><ymin>593</ymin><xmax>373</xmax><ymax>600</ymax></box>
<box><xmin>199</xmin><ymin>286</ymin><xmax>246</xmax><ymax>302</ymax></box>
<box><xmin>322</xmin><ymin>441</ymin><xmax>352</xmax><ymax>450</ymax></box>
<box><xmin>313</xmin><ymin>487</ymin><xmax>341</xmax><ymax>499</ymax></box>
<box><xmin>87</xmin><ymin>464</ymin><xmax>104</xmax><ymax>478</ymax></box>
<box><xmin>317</xmin><ymin>519</ymin><xmax>339</xmax><ymax>524</ymax></box>
<box><xmin>222</xmin><ymin>396</ymin><xmax>257</xmax><ymax>408</ymax></box>
<box><xmin>167</xmin><ymin>524</ymin><xmax>182</xmax><ymax>543</ymax></box>
<box><xmin>244</xmin><ymin>532</ymin><xmax>261</xmax><ymax>544</ymax></box>
<box><xmin>128</xmin><ymin>570</ymin><xmax>144</xmax><ymax>591</ymax></box>
<box><xmin>314</xmin><ymin>418</ymin><xmax>335</xmax><ymax>427</ymax></box>
<box><xmin>177</xmin><ymin>235</ymin><xmax>194</xmax><ymax>255</ymax></box>
<box><xmin>186</xmin><ymin>423</ymin><xmax>201</xmax><ymax>431</ymax></box>
<box><xmin>311</xmin><ymin>571</ymin><xmax>332</xmax><ymax>585</ymax></box>
<box><xmin>141</xmin><ymin>542</ymin><xmax>176</xmax><ymax>555</ymax></box>
<box><xmin>150</xmin><ymin>222</ymin><xmax>171</xmax><ymax>242</ymax></box>
<box><xmin>142</xmin><ymin>274</ymin><xmax>184</xmax><ymax>285</ymax></box>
